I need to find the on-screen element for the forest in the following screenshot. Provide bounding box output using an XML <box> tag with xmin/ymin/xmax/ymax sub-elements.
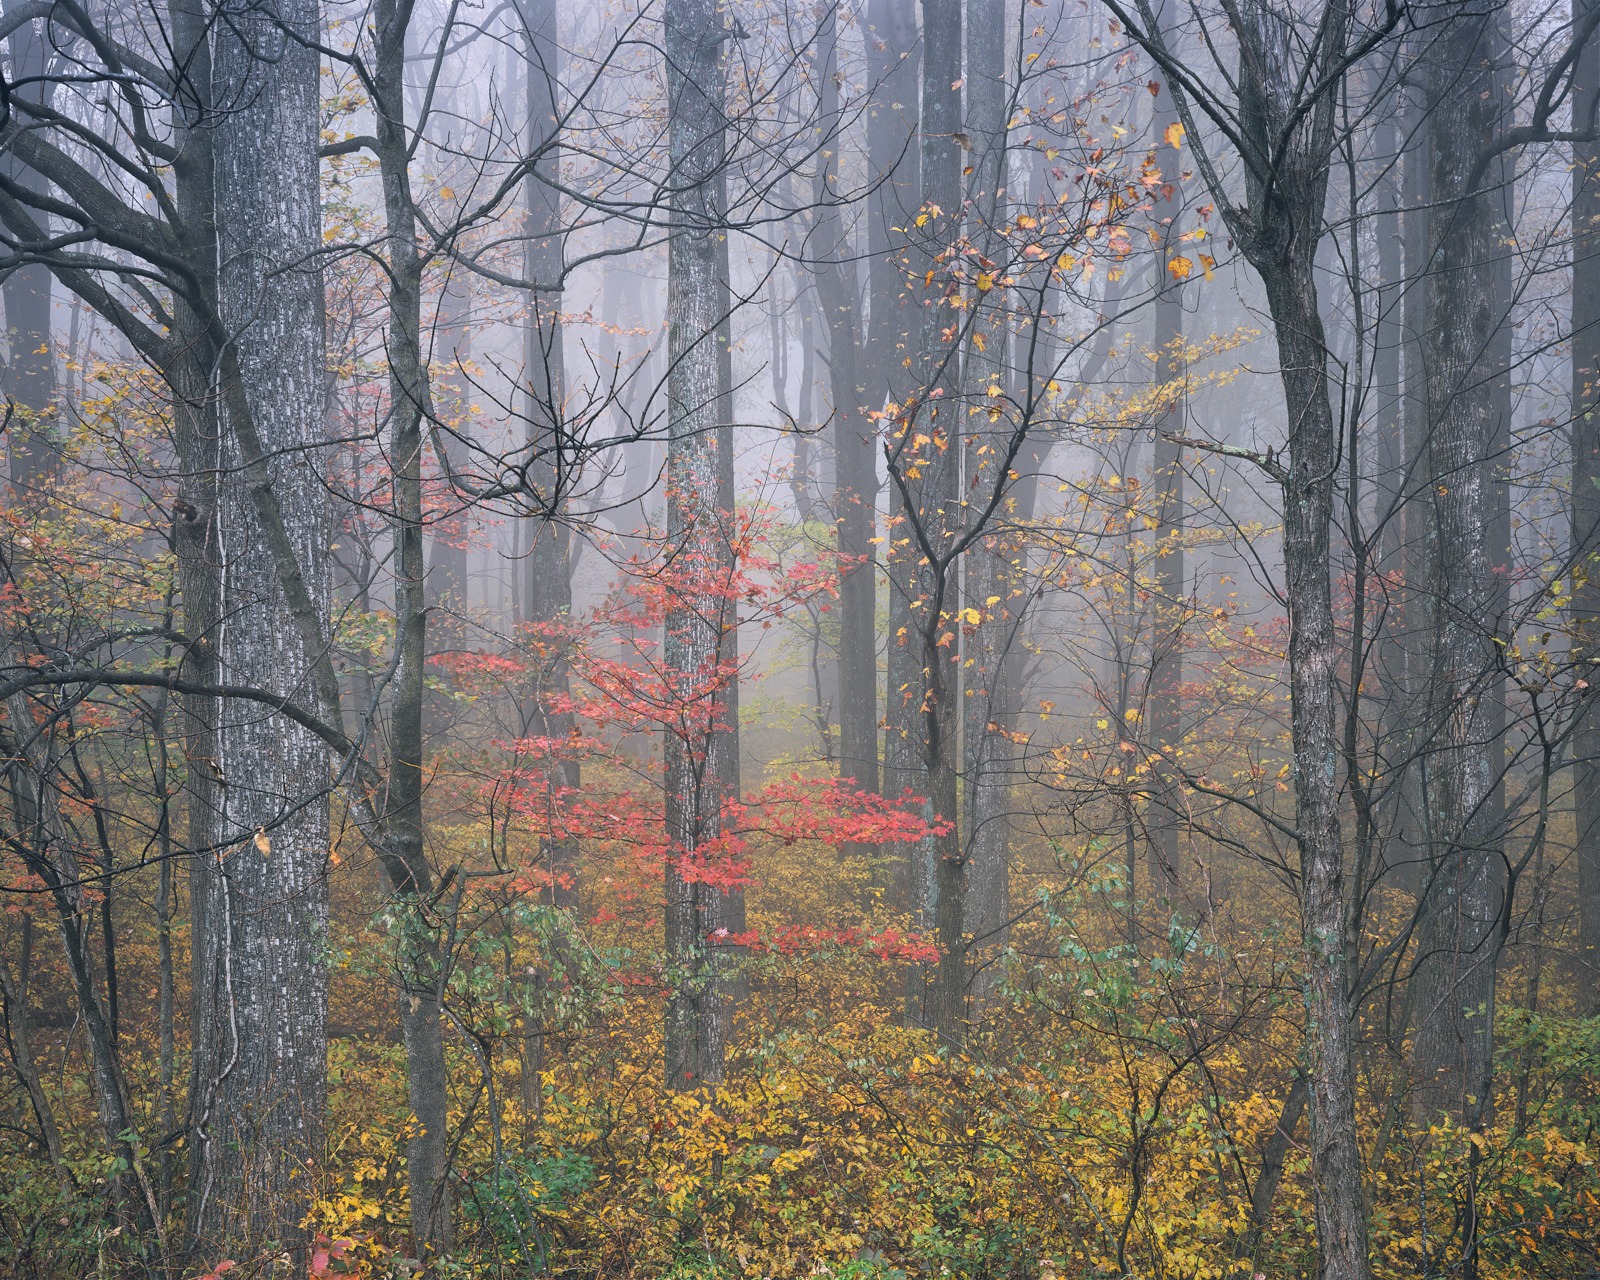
<box><xmin>1</xmin><ymin>0</ymin><xmax>1599</xmax><ymax>1276</ymax></box>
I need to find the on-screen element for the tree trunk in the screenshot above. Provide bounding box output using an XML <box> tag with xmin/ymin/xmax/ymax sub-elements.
<box><xmin>869</xmin><ymin>0</ymin><xmax>921</xmax><ymax>912</ymax></box>
<box><xmin>516</xmin><ymin>0</ymin><xmax>582</xmax><ymax>1133</ymax></box>
<box><xmin>1232</xmin><ymin>3</ymin><xmax>1372</xmax><ymax>1274</ymax></box>
<box><xmin>1259</xmin><ymin>261</ymin><xmax>1372</xmax><ymax>1280</ymax></box>
<box><xmin>1</xmin><ymin>9</ymin><xmax>57</xmax><ymax>491</ymax></box>
<box><xmin>960</xmin><ymin>0</ymin><xmax>1014</xmax><ymax>1004</ymax></box>
<box><xmin>1410</xmin><ymin>0</ymin><xmax>1511</xmax><ymax>1130</ymax></box>
<box><xmin>1147</xmin><ymin>48</ymin><xmax>1187</xmax><ymax>902</ymax></box>
<box><xmin>813</xmin><ymin>2</ymin><xmax>873</xmax><ymax>809</ymax></box>
<box><xmin>908</xmin><ymin>0</ymin><xmax>966</xmax><ymax>1044</ymax></box>
<box><xmin>662</xmin><ymin>0</ymin><xmax>737</xmax><ymax>1090</ymax></box>
<box><xmin>370</xmin><ymin>0</ymin><xmax>455</xmax><ymax>1255</ymax></box>
<box><xmin>190</xmin><ymin>0</ymin><xmax>331</xmax><ymax>1259</ymax></box>
<box><xmin>1572</xmin><ymin>0</ymin><xmax>1600</xmax><ymax>1015</ymax></box>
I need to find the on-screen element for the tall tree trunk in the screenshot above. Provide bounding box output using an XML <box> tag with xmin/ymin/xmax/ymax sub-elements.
<box><xmin>662</xmin><ymin>0</ymin><xmax>737</xmax><ymax>1089</ymax></box>
<box><xmin>1229</xmin><ymin>2</ymin><xmax>1373</xmax><ymax>1274</ymax></box>
<box><xmin>712</xmin><ymin>225</ymin><xmax>746</xmax><ymax>991</ymax></box>
<box><xmin>517</xmin><ymin>0</ymin><xmax>582</xmax><ymax>1132</ymax></box>
<box><xmin>370</xmin><ymin>0</ymin><xmax>455</xmax><ymax>1255</ymax></box>
<box><xmin>1410</xmin><ymin>0</ymin><xmax>1511</xmax><ymax>1131</ymax></box>
<box><xmin>1147</xmin><ymin>45</ymin><xmax>1187</xmax><ymax>902</ymax></box>
<box><xmin>960</xmin><ymin>0</ymin><xmax>1014</xmax><ymax>1004</ymax></box>
<box><xmin>1</xmin><ymin>8</ymin><xmax>56</xmax><ymax>491</ymax></box>
<box><xmin>1571</xmin><ymin>0</ymin><xmax>1600</xmax><ymax>1015</ymax></box>
<box><xmin>820</xmin><ymin>0</ymin><xmax>883</xmax><ymax>811</ymax></box>
<box><xmin>1259</xmin><ymin>261</ymin><xmax>1372</xmax><ymax>1280</ymax></box>
<box><xmin>165</xmin><ymin>0</ymin><xmax>230</xmax><ymax>1254</ymax></box>
<box><xmin>869</xmin><ymin>0</ymin><xmax>921</xmax><ymax>912</ymax></box>
<box><xmin>905</xmin><ymin>0</ymin><xmax>965</xmax><ymax>1043</ymax></box>
<box><xmin>190</xmin><ymin>0</ymin><xmax>330</xmax><ymax>1260</ymax></box>
<box><xmin>812</xmin><ymin>1</ymin><xmax>870</xmax><ymax>801</ymax></box>
<box><xmin>1367</xmin><ymin>58</ymin><xmax>1409</xmax><ymax>892</ymax></box>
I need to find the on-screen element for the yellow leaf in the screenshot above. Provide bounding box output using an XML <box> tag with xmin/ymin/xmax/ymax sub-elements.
<box><xmin>439</xmin><ymin>186</ymin><xmax>455</xmax><ymax>201</ymax></box>
<box><xmin>1168</xmin><ymin>255</ymin><xmax>1193</xmax><ymax>280</ymax></box>
<box><xmin>957</xmin><ymin>607</ymin><xmax>982</xmax><ymax>625</ymax></box>
<box><xmin>976</xmin><ymin>271</ymin><xmax>995</xmax><ymax>292</ymax></box>
<box><xmin>1164</xmin><ymin>121</ymin><xmax>1185</xmax><ymax>148</ymax></box>
<box><xmin>1200</xmin><ymin>253</ymin><xmax>1216</xmax><ymax>281</ymax></box>
<box><xmin>254</xmin><ymin>829</ymin><xmax>271</xmax><ymax>857</ymax></box>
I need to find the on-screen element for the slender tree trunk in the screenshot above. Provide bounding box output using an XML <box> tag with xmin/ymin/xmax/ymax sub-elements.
<box><xmin>812</xmin><ymin>2</ymin><xmax>872</xmax><ymax>807</ymax></box>
<box><xmin>1147</xmin><ymin>49</ymin><xmax>1187</xmax><ymax>901</ymax></box>
<box><xmin>662</xmin><ymin>0</ymin><xmax>737</xmax><ymax>1089</ymax></box>
<box><xmin>711</xmin><ymin>226</ymin><xmax>747</xmax><ymax>992</ymax></box>
<box><xmin>1</xmin><ymin>9</ymin><xmax>56</xmax><ymax>491</ymax></box>
<box><xmin>1259</xmin><ymin>264</ymin><xmax>1371</xmax><ymax>1280</ymax></box>
<box><xmin>869</xmin><ymin>0</ymin><xmax>921</xmax><ymax>911</ymax></box>
<box><xmin>369</xmin><ymin>0</ymin><xmax>457</xmax><ymax>1255</ymax></box>
<box><xmin>165</xmin><ymin>3</ymin><xmax>231</xmax><ymax>1256</ymax></box>
<box><xmin>906</xmin><ymin>0</ymin><xmax>966</xmax><ymax>1043</ymax></box>
<box><xmin>1367</xmin><ymin>59</ymin><xmax>1410</xmax><ymax>891</ymax></box>
<box><xmin>1572</xmin><ymin>0</ymin><xmax>1600</xmax><ymax>1014</ymax></box>
<box><xmin>960</xmin><ymin>0</ymin><xmax>1015</xmax><ymax>1003</ymax></box>
<box><xmin>1410</xmin><ymin>0</ymin><xmax>1511</xmax><ymax>1131</ymax></box>
<box><xmin>521</xmin><ymin>0</ymin><xmax>580</xmax><ymax>916</ymax></box>
<box><xmin>516</xmin><ymin>0</ymin><xmax>582</xmax><ymax>1130</ymax></box>
<box><xmin>1229</xmin><ymin>4</ymin><xmax>1373</xmax><ymax>1273</ymax></box>
<box><xmin>191</xmin><ymin>0</ymin><xmax>331</xmax><ymax>1259</ymax></box>
<box><xmin>1395</xmin><ymin>37</ymin><xmax>1435</xmax><ymax>904</ymax></box>
<box><xmin>814</xmin><ymin>2</ymin><xmax>877</xmax><ymax>812</ymax></box>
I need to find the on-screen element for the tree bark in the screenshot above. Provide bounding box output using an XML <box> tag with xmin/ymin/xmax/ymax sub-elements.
<box><xmin>1190</xmin><ymin>1</ymin><xmax>1374</xmax><ymax>1273</ymax></box>
<box><xmin>190</xmin><ymin>0</ymin><xmax>331</xmax><ymax>1259</ymax></box>
<box><xmin>960</xmin><ymin>0</ymin><xmax>1014</xmax><ymax>1003</ymax></box>
<box><xmin>869</xmin><ymin>0</ymin><xmax>921</xmax><ymax>913</ymax></box>
<box><xmin>1147</xmin><ymin>45</ymin><xmax>1187</xmax><ymax>902</ymax></box>
<box><xmin>369</xmin><ymin>0</ymin><xmax>456</xmax><ymax>1254</ymax></box>
<box><xmin>813</xmin><ymin>2</ymin><xmax>873</xmax><ymax>810</ymax></box>
<box><xmin>1</xmin><ymin>7</ymin><xmax>56</xmax><ymax>491</ymax></box>
<box><xmin>662</xmin><ymin>0</ymin><xmax>738</xmax><ymax>1090</ymax></box>
<box><xmin>1572</xmin><ymin>0</ymin><xmax>1600</xmax><ymax>1015</ymax></box>
<box><xmin>1410</xmin><ymin>0</ymin><xmax>1511</xmax><ymax>1130</ymax></box>
<box><xmin>905</xmin><ymin>0</ymin><xmax>965</xmax><ymax>1043</ymax></box>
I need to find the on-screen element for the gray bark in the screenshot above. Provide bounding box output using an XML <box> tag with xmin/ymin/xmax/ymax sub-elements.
<box><xmin>370</xmin><ymin>0</ymin><xmax>455</xmax><ymax>1254</ymax></box>
<box><xmin>1410</xmin><ymin>0</ymin><xmax>1511</xmax><ymax>1129</ymax></box>
<box><xmin>662</xmin><ymin>0</ymin><xmax>738</xmax><ymax>1089</ymax></box>
<box><xmin>812</xmin><ymin>2</ymin><xmax>872</xmax><ymax>803</ymax></box>
<box><xmin>189</xmin><ymin>0</ymin><xmax>331</xmax><ymax>1260</ymax></box>
<box><xmin>903</xmin><ymin>0</ymin><xmax>964</xmax><ymax>1042</ymax></box>
<box><xmin>1147</xmin><ymin>46</ymin><xmax>1186</xmax><ymax>901</ymax></box>
<box><xmin>1</xmin><ymin>6</ymin><xmax>56</xmax><ymax>490</ymax></box>
<box><xmin>869</xmin><ymin>0</ymin><xmax>921</xmax><ymax>912</ymax></box>
<box><xmin>516</xmin><ymin>0</ymin><xmax>581</xmax><ymax>1135</ymax></box>
<box><xmin>1117</xmin><ymin>0</ymin><xmax>1374</xmax><ymax>1271</ymax></box>
<box><xmin>1572</xmin><ymin>0</ymin><xmax>1600</xmax><ymax>1014</ymax></box>
<box><xmin>960</xmin><ymin>0</ymin><xmax>1014</xmax><ymax>1001</ymax></box>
